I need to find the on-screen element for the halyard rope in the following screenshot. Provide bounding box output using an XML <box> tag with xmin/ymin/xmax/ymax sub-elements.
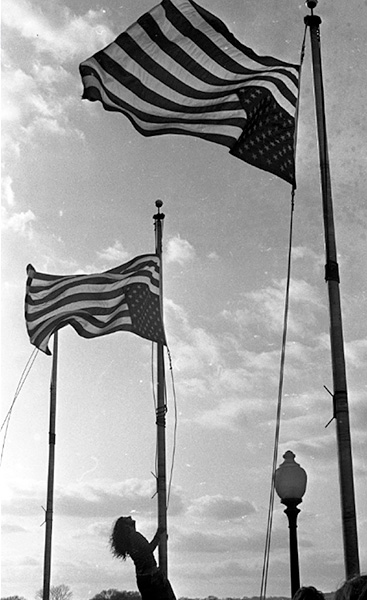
<box><xmin>150</xmin><ymin>343</ymin><xmax>178</xmax><ymax>509</ymax></box>
<box><xmin>259</xmin><ymin>189</ymin><xmax>295</xmax><ymax>600</ymax></box>
<box><xmin>259</xmin><ymin>22</ymin><xmax>308</xmax><ymax>599</ymax></box>
<box><xmin>0</xmin><ymin>347</ymin><xmax>39</xmax><ymax>465</ymax></box>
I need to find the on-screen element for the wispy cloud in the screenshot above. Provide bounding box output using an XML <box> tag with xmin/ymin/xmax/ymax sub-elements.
<box><xmin>96</xmin><ymin>241</ymin><xmax>130</xmax><ymax>264</ymax></box>
<box><xmin>165</xmin><ymin>298</ymin><xmax>220</xmax><ymax>375</ymax></box>
<box><xmin>2</xmin><ymin>0</ymin><xmax>114</xmax><ymax>61</ymax></box>
<box><xmin>222</xmin><ymin>277</ymin><xmax>323</xmax><ymax>338</ymax></box>
<box><xmin>164</xmin><ymin>292</ymin><xmax>333</xmax><ymax>433</ymax></box>
<box><xmin>2</xmin><ymin>478</ymin><xmax>185</xmax><ymax>519</ymax></box>
<box><xmin>345</xmin><ymin>338</ymin><xmax>367</xmax><ymax>369</ymax></box>
<box><xmin>1</xmin><ymin>523</ymin><xmax>28</xmax><ymax>534</ymax></box>
<box><xmin>188</xmin><ymin>494</ymin><xmax>256</xmax><ymax>521</ymax></box>
<box><xmin>172</xmin><ymin>530</ymin><xmax>251</xmax><ymax>554</ymax></box>
<box><xmin>166</xmin><ymin>235</ymin><xmax>196</xmax><ymax>266</ymax></box>
<box><xmin>2</xmin><ymin>60</ymin><xmax>84</xmax><ymax>154</ymax></box>
<box><xmin>1</xmin><ymin>175</ymin><xmax>15</xmax><ymax>206</ymax></box>
<box><xmin>2</xmin><ymin>0</ymin><xmax>114</xmax><ymax>155</ymax></box>
<box><xmin>1</xmin><ymin>207</ymin><xmax>36</xmax><ymax>238</ymax></box>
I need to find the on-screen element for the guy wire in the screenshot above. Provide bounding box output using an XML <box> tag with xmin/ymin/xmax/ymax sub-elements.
<box><xmin>1</xmin><ymin>347</ymin><xmax>39</xmax><ymax>465</ymax></box>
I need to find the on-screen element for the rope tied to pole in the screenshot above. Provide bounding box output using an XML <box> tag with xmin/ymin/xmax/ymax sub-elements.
<box><xmin>156</xmin><ymin>405</ymin><xmax>167</xmax><ymax>427</ymax></box>
<box><xmin>259</xmin><ymin>21</ymin><xmax>308</xmax><ymax>599</ymax></box>
<box><xmin>259</xmin><ymin>187</ymin><xmax>296</xmax><ymax>600</ymax></box>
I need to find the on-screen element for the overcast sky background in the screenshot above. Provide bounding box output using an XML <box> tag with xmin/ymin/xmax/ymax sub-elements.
<box><xmin>1</xmin><ymin>1</ymin><xmax>366</xmax><ymax>599</ymax></box>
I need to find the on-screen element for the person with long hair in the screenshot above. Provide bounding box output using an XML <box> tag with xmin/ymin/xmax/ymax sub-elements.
<box><xmin>110</xmin><ymin>516</ymin><xmax>176</xmax><ymax>600</ymax></box>
<box><xmin>292</xmin><ymin>586</ymin><xmax>325</xmax><ymax>600</ymax></box>
<box><xmin>334</xmin><ymin>575</ymin><xmax>367</xmax><ymax>600</ymax></box>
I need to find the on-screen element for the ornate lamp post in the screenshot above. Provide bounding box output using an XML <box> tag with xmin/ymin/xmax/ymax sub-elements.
<box><xmin>275</xmin><ymin>451</ymin><xmax>307</xmax><ymax>598</ymax></box>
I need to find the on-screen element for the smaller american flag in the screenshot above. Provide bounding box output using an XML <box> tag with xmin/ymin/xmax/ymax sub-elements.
<box><xmin>25</xmin><ymin>255</ymin><xmax>166</xmax><ymax>355</ymax></box>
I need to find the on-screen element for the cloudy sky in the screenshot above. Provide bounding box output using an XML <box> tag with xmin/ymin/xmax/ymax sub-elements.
<box><xmin>1</xmin><ymin>0</ymin><xmax>366</xmax><ymax>599</ymax></box>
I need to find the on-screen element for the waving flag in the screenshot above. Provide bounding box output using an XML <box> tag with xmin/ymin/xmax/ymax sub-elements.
<box><xmin>25</xmin><ymin>255</ymin><xmax>166</xmax><ymax>355</ymax></box>
<box><xmin>79</xmin><ymin>0</ymin><xmax>299</xmax><ymax>184</ymax></box>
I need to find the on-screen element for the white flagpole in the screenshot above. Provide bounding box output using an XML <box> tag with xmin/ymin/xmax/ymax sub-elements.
<box><xmin>43</xmin><ymin>331</ymin><xmax>58</xmax><ymax>600</ymax></box>
<box><xmin>153</xmin><ymin>200</ymin><xmax>168</xmax><ymax>577</ymax></box>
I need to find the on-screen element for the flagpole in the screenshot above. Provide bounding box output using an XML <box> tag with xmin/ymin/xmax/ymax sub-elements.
<box><xmin>43</xmin><ymin>331</ymin><xmax>58</xmax><ymax>600</ymax></box>
<box><xmin>304</xmin><ymin>2</ymin><xmax>360</xmax><ymax>578</ymax></box>
<box><xmin>153</xmin><ymin>200</ymin><xmax>168</xmax><ymax>577</ymax></box>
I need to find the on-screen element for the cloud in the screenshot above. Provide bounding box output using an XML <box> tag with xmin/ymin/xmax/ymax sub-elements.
<box><xmin>165</xmin><ymin>300</ymin><xmax>221</xmax><ymax>376</ymax></box>
<box><xmin>2</xmin><ymin>478</ymin><xmax>185</xmax><ymax>518</ymax></box>
<box><xmin>222</xmin><ymin>277</ymin><xmax>323</xmax><ymax>338</ymax></box>
<box><xmin>188</xmin><ymin>494</ymin><xmax>256</xmax><ymax>521</ymax></box>
<box><xmin>55</xmin><ymin>479</ymin><xmax>183</xmax><ymax>518</ymax></box>
<box><xmin>345</xmin><ymin>338</ymin><xmax>367</xmax><ymax>369</ymax></box>
<box><xmin>2</xmin><ymin>0</ymin><xmax>114</xmax><ymax>61</ymax></box>
<box><xmin>291</xmin><ymin>245</ymin><xmax>324</xmax><ymax>269</ymax></box>
<box><xmin>96</xmin><ymin>241</ymin><xmax>131</xmax><ymax>263</ymax></box>
<box><xmin>1</xmin><ymin>523</ymin><xmax>28</xmax><ymax>534</ymax></box>
<box><xmin>166</xmin><ymin>236</ymin><xmax>196</xmax><ymax>266</ymax></box>
<box><xmin>1</xmin><ymin>207</ymin><xmax>36</xmax><ymax>237</ymax></box>
<box><xmin>1</xmin><ymin>175</ymin><xmax>15</xmax><ymax>206</ymax></box>
<box><xmin>2</xmin><ymin>64</ymin><xmax>84</xmax><ymax>161</ymax></box>
<box><xmin>164</xmin><ymin>296</ymin><xmax>327</xmax><ymax>430</ymax></box>
<box><xmin>1</xmin><ymin>0</ymin><xmax>114</xmax><ymax>155</ymax></box>
<box><xmin>196</xmin><ymin>396</ymin><xmax>264</xmax><ymax>430</ymax></box>
<box><xmin>172</xmin><ymin>530</ymin><xmax>249</xmax><ymax>554</ymax></box>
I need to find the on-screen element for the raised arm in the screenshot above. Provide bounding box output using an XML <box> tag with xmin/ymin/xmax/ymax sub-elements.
<box><xmin>149</xmin><ymin>526</ymin><xmax>165</xmax><ymax>552</ymax></box>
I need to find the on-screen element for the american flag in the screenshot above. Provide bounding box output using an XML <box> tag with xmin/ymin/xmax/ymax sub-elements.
<box><xmin>25</xmin><ymin>255</ymin><xmax>166</xmax><ymax>355</ymax></box>
<box><xmin>79</xmin><ymin>0</ymin><xmax>299</xmax><ymax>185</ymax></box>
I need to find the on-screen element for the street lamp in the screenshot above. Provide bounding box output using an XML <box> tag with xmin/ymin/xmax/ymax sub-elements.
<box><xmin>275</xmin><ymin>450</ymin><xmax>307</xmax><ymax>598</ymax></box>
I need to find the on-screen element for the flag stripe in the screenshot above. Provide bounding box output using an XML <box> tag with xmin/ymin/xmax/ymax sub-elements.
<box><xmin>82</xmin><ymin>68</ymin><xmax>244</xmax><ymax>124</ymax></box>
<box><xmin>103</xmin><ymin>31</ymin><xmax>297</xmax><ymax>115</ymax></box>
<box><xmin>81</xmin><ymin>73</ymin><xmax>241</xmax><ymax>146</ymax></box>
<box><xmin>27</xmin><ymin>292</ymin><xmax>132</xmax><ymax>322</ymax></box>
<box><xmin>25</xmin><ymin>254</ymin><xmax>166</xmax><ymax>354</ymax></box>
<box><xmin>30</xmin><ymin>309</ymin><xmax>133</xmax><ymax>352</ymax></box>
<box><xmin>161</xmin><ymin>2</ymin><xmax>298</xmax><ymax>92</ymax></box>
<box><xmin>27</xmin><ymin>272</ymin><xmax>160</xmax><ymax>306</ymax></box>
<box><xmin>189</xmin><ymin>0</ymin><xmax>298</xmax><ymax>72</ymax></box>
<box><xmin>124</xmin><ymin>11</ymin><xmax>298</xmax><ymax>99</ymax></box>
<box><xmin>79</xmin><ymin>0</ymin><xmax>300</xmax><ymax>184</ymax></box>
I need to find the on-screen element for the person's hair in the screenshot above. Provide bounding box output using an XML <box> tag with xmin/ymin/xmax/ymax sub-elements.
<box><xmin>110</xmin><ymin>517</ymin><xmax>133</xmax><ymax>560</ymax></box>
<box><xmin>292</xmin><ymin>586</ymin><xmax>325</xmax><ymax>600</ymax></box>
<box><xmin>334</xmin><ymin>575</ymin><xmax>367</xmax><ymax>600</ymax></box>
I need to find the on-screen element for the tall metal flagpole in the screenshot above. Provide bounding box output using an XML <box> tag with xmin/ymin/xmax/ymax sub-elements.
<box><xmin>43</xmin><ymin>331</ymin><xmax>58</xmax><ymax>600</ymax></box>
<box><xmin>304</xmin><ymin>1</ymin><xmax>360</xmax><ymax>578</ymax></box>
<box><xmin>153</xmin><ymin>200</ymin><xmax>168</xmax><ymax>577</ymax></box>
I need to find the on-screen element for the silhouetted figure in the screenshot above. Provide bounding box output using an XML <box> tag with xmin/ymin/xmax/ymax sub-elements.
<box><xmin>110</xmin><ymin>516</ymin><xmax>176</xmax><ymax>600</ymax></box>
<box><xmin>334</xmin><ymin>575</ymin><xmax>367</xmax><ymax>600</ymax></box>
<box><xmin>292</xmin><ymin>586</ymin><xmax>325</xmax><ymax>600</ymax></box>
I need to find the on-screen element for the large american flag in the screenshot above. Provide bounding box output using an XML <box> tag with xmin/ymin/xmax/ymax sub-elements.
<box><xmin>25</xmin><ymin>255</ymin><xmax>166</xmax><ymax>355</ymax></box>
<box><xmin>79</xmin><ymin>0</ymin><xmax>299</xmax><ymax>185</ymax></box>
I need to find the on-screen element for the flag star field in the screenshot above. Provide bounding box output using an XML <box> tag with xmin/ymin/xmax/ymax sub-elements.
<box><xmin>1</xmin><ymin>1</ymin><xmax>366</xmax><ymax>599</ymax></box>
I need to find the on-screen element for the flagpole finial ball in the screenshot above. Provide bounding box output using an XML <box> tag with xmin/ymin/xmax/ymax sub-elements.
<box><xmin>155</xmin><ymin>199</ymin><xmax>163</xmax><ymax>209</ymax></box>
<box><xmin>305</xmin><ymin>0</ymin><xmax>318</xmax><ymax>8</ymax></box>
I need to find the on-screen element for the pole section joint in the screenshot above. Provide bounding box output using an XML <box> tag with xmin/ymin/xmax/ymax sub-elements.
<box><xmin>325</xmin><ymin>260</ymin><xmax>340</xmax><ymax>283</ymax></box>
